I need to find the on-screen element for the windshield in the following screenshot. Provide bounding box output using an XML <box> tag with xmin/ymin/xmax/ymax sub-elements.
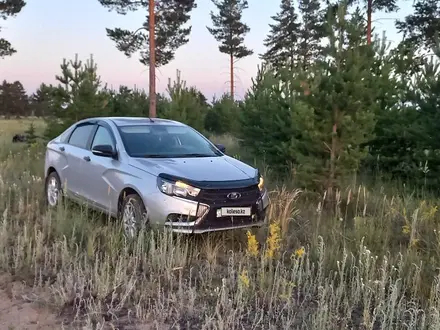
<box><xmin>117</xmin><ymin>124</ymin><xmax>223</xmax><ymax>158</ymax></box>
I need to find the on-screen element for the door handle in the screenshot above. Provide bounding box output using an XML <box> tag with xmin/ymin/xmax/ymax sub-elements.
<box><xmin>59</xmin><ymin>146</ymin><xmax>65</xmax><ymax>151</ymax></box>
<box><xmin>83</xmin><ymin>156</ymin><xmax>91</xmax><ymax>162</ymax></box>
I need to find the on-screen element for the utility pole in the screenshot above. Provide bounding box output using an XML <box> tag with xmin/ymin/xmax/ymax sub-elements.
<box><xmin>149</xmin><ymin>0</ymin><xmax>156</xmax><ymax>117</ymax></box>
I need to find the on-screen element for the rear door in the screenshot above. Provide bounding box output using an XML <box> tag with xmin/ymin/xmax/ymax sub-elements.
<box><xmin>62</xmin><ymin>122</ymin><xmax>97</xmax><ymax>200</ymax></box>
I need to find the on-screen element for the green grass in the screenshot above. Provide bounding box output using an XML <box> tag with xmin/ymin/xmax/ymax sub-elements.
<box><xmin>0</xmin><ymin>117</ymin><xmax>46</xmax><ymax>149</ymax></box>
<box><xmin>0</xmin><ymin>119</ymin><xmax>440</xmax><ymax>328</ymax></box>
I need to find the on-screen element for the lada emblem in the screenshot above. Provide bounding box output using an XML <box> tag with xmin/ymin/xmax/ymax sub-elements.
<box><xmin>227</xmin><ymin>192</ymin><xmax>241</xmax><ymax>200</ymax></box>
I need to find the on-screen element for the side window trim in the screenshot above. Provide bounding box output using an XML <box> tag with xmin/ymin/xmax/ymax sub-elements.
<box><xmin>90</xmin><ymin>123</ymin><xmax>117</xmax><ymax>150</ymax></box>
<box><xmin>66</xmin><ymin>122</ymin><xmax>97</xmax><ymax>150</ymax></box>
<box><xmin>101</xmin><ymin>122</ymin><xmax>117</xmax><ymax>147</ymax></box>
<box><xmin>86</xmin><ymin>124</ymin><xmax>99</xmax><ymax>150</ymax></box>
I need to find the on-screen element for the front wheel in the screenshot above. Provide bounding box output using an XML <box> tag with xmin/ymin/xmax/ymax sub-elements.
<box><xmin>119</xmin><ymin>194</ymin><xmax>149</xmax><ymax>238</ymax></box>
<box><xmin>45</xmin><ymin>171</ymin><xmax>62</xmax><ymax>207</ymax></box>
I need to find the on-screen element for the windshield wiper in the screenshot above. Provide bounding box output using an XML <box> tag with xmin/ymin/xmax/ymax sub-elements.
<box><xmin>139</xmin><ymin>153</ymin><xmax>216</xmax><ymax>158</ymax></box>
<box><xmin>141</xmin><ymin>154</ymin><xmax>172</xmax><ymax>158</ymax></box>
<box><xmin>173</xmin><ymin>153</ymin><xmax>214</xmax><ymax>158</ymax></box>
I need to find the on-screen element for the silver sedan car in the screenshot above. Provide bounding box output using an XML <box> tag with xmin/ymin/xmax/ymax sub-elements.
<box><xmin>44</xmin><ymin>117</ymin><xmax>270</xmax><ymax>237</ymax></box>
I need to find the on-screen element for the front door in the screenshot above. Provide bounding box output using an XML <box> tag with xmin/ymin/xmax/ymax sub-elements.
<box><xmin>84</xmin><ymin>125</ymin><xmax>120</xmax><ymax>215</ymax></box>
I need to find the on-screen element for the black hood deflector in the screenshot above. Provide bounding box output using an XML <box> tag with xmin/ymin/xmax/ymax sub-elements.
<box><xmin>158</xmin><ymin>172</ymin><xmax>259</xmax><ymax>189</ymax></box>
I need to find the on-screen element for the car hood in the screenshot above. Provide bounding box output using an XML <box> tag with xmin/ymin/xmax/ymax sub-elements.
<box><xmin>128</xmin><ymin>155</ymin><xmax>257</xmax><ymax>182</ymax></box>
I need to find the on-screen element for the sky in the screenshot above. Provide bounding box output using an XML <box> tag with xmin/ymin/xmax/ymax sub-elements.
<box><xmin>0</xmin><ymin>0</ymin><xmax>413</xmax><ymax>100</ymax></box>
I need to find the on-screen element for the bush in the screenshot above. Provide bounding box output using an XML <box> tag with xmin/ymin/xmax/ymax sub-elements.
<box><xmin>158</xmin><ymin>70</ymin><xmax>208</xmax><ymax>133</ymax></box>
<box><xmin>238</xmin><ymin>65</ymin><xmax>316</xmax><ymax>183</ymax></box>
<box><xmin>205</xmin><ymin>94</ymin><xmax>239</xmax><ymax>135</ymax></box>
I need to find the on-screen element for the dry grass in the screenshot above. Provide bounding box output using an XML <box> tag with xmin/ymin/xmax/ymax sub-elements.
<box><xmin>0</xmin><ymin>120</ymin><xmax>439</xmax><ymax>329</ymax></box>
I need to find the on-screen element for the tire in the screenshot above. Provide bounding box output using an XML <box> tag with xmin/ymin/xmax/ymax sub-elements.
<box><xmin>45</xmin><ymin>171</ymin><xmax>62</xmax><ymax>207</ymax></box>
<box><xmin>119</xmin><ymin>193</ymin><xmax>149</xmax><ymax>238</ymax></box>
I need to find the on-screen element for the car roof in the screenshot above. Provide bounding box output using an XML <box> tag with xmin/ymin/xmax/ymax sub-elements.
<box><xmin>79</xmin><ymin>116</ymin><xmax>185</xmax><ymax>127</ymax></box>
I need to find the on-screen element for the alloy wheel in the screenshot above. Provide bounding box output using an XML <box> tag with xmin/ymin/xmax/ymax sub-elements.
<box><xmin>121</xmin><ymin>197</ymin><xmax>148</xmax><ymax>238</ymax></box>
<box><xmin>46</xmin><ymin>176</ymin><xmax>60</xmax><ymax>207</ymax></box>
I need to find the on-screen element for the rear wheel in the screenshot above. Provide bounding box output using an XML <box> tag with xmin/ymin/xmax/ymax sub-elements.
<box><xmin>120</xmin><ymin>194</ymin><xmax>149</xmax><ymax>238</ymax></box>
<box><xmin>45</xmin><ymin>171</ymin><xmax>62</xmax><ymax>207</ymax></box>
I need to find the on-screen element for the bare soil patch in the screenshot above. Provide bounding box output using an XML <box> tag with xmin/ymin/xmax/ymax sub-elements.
<box><xmin>0</xmin><ymin>274</ymin><xmax>60</xmax><ymax>330</ymax></box>
<box><xmin>0</xmin><ymin>274</ymin><xmax>169</xmax><ymax>329</ymax></box>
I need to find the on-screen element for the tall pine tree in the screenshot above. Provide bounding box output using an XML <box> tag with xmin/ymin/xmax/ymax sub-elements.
<box><xmin>207</xmin><ymin>0</ymin><xmax>253</xmax><ymax>100</ymax></box>
<box><xmin>98</xmin><ymin>0</ymin><xmax>197</xmax><ymax>117</ymax></box>
<box><xmin>395</xmin><ymin>0</ymin><xmax>439</xmax><ymax>52</ymax></box>
<box><xmin>260</xmin><ymin>0</ymin><xmax>301</xmax><ymax>73</ymax></box>
<box><xmin>301</xmin><ymin>3</ymin><xmax>382</xmax><ymax>196</ymax></box>
<box><xmin>332</xmin><ymin>0</ymin><xmax>400</xmax><ymax>44</ymax></box>
<box><xmin>98</xmin><ymin>0</ymin><xmax>196</xmax><ymax>67</ymax></box>
<box><xmin>0</xmin><ymin>0</ymin><xmax>26</xmax><ymax>58</ymax></box>
<box><xmin>297</xmin><ymin>0</ymin><xmax>324</xmax><ymax>71</ymax></box>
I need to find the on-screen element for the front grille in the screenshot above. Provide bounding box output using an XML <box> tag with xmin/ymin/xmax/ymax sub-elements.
<box><xmin>197</xmin><ymin>184</ymin><xmax>260</xmax><ymax>206</ymax></box>
<box><xmin>193</xmin><ymin>184</ymin><xmax>263</xmax><ymax>230</ymax></box>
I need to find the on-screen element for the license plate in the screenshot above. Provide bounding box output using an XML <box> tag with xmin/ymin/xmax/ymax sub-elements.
<box><xmin>218</xmin><ymin>207</ymin><xmax>251</xmax><ymax>217</ymax></box>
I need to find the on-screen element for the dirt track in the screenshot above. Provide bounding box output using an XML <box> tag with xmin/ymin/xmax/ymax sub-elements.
<box><xmin>0</xmin><ymin>275</ymin><xmax>60</xmax><ymax>329</ymax></box>
<box><xmin>0</xmin><ymin>274</ymin><xmax>168</xmax><ymax>329</ymax></box>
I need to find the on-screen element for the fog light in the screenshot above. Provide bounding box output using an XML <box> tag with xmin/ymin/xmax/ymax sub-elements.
<box><xmin>167</xmin><ymin>213</ymin><xmax>197</xmax><ymax>223</ymax></box>
<box><xmin>197</xmin><ymin>204</ymin><xmax>209</xmax><ymax>217</ymax></box>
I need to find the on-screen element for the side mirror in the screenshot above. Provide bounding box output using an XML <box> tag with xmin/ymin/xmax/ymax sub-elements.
<box><xmin>92</xmin><ymin>144</ymin><xmax>117</xmax><ymax>159</ymax></box>
<box><xmin>215</xmin><ymin>143</ymin><xmax>226</xmax><ymax>153</ymax></box>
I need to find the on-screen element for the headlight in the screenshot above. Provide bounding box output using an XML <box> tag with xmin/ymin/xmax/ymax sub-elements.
<box><xmin>157</xmin><ymin>177</ymin><xmax>200</xmax><ymax>198</ymax></box>
<box><xmin>258</xmin><ymin>175</ymin><xmax>265</xmax><ymax>191</ymax></box>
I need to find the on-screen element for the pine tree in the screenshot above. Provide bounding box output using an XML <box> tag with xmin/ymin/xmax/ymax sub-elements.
<box><xmin>44</xmin><ymin>54</ymin><xmax>109</xmax><ymax>139</ymax></box>
<box><xmin>161</xmin><ymin>70</ymin><xmax>207</xmax><ymax>132</ymax></box>
<box><xmin>238</xmin><ymin>63</ymin><xmax>318</xmax><ymax>181</ymax></box>
<box><xmin>98</xmin><ymin>0</ymin><xmax>196</xmax><ymax>117</ymax></box>
<box><xmin>334</xmin><ymin>0</ymin><xmax>400</xmax><ymax>45</ymax></box>
<box><xmin>106</xmin><ymin>86</ymin><xmax>150</xmax><ymax>117</ymax></box>
<box><xmin>395</xmin><ymin>0</ymin><xmax>439</xmax><ymax>51</ymax></box>
<box><xmin>99</xmin><ymin>0</ymin><xmax>196</xmax><ymax>67</ymax></box>
<box><xmin>11</xmin><ymin>81</ymin><xmax>28</xmax><ymax>117</ymax></box>
<box><xmin>205</xmin><ymin>94</ymin><xmax>238</xmax><ymax>134</ymax></box>
<box><xmin>207</xmin><ymin>0</ymin><xmax>253</xmax><ymax>100</ymax></box>
<box><xmin>260</xmin><ymin>0</ymin><xmax>301</xmax><ymax>73</ymax></box>
<box><xmin>366</xmin><ymin>48</ymin><xmax>440</xmax><ymax>189</ymax></box>
<box><xmin>25</xmin><ymin>122</ymin><xmax>37</xmax><ymax>146</ymax></box>
<box><xmin>0</xmin><ymin>0</ymin><xmax>26</xmax><ymax>58</ymax></box>
<box><xmin>30</xmin><ymin>83</ymin><xmax>54</xmax><ymax>117</ymax></box>
<box><xmin>0</xmin><ymin>80</ymin><xmax>29</xmax><ymax>117</ymax></box>
<box><xmin>308</xmin><ymin>3</ymin><xmax>381</xmax><ymax>196</ymax></box>
<box><xmin>297</xmin><ymin>0</ymin><xmax>324</xmax><ymax>71</ymax></box>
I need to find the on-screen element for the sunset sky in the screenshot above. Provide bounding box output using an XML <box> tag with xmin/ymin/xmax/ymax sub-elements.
<box><xmin>1</xmin><ymin>0</ymin><xmax>412</xmax><ymax>100</ymax></box>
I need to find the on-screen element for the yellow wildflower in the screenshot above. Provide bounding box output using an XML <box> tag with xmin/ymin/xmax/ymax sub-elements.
<box><xmin>246</xmin><ymin>230</ymin><xmax>259</xmax><ymax>257</ymax></box>
<box><xmin>295</xmin><ymin>246</ymin><xmax>305</xmax><ymax>258</ymax></box>
<box><xmin>265</xmin><ymin>221</ymin><xmax>281</xmax><ymax>259</ymax></box>
<box><xmin>410</xmin><ymin>238</ymin><xmax>419</xmax><ymax>248</ymax></box>
<box><xmin>239</xmin><ymin>268</ymin><xmax>250</xmax><ymax>289</ymax></box>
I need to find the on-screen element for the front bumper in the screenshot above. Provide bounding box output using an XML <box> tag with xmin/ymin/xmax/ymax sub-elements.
<box><xmin>148</xmin><ymin>186</ymin><xmax>270</xmax><ymax>234</ymax></box>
